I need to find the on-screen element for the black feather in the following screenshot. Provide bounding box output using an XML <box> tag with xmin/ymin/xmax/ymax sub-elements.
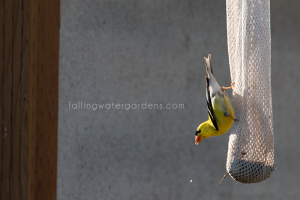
<box><xmin>205</xmin><ymin>76</ymin><xmax>219</xmax><ymax>131</ymax></box>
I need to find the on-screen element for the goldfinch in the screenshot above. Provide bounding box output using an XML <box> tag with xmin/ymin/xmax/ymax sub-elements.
<box><xmin>195</xmin><ymin>54</ymin><xmax>238</xmax><ymax>145</ymax></box>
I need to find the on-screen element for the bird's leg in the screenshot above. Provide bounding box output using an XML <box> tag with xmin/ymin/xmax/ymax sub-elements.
<box><xmin>221</xmin><ymin>82</ymin><xmax>235</xmax><ymax>90</ymax></box>
<box><xmin>224</xmin><ymin>112</ymin><xmax>238</xmax><ymax>121</ymax></box>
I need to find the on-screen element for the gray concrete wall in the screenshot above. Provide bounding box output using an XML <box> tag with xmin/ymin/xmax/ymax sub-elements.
<box><xmin>58</xmin><ymin>1</ymin><xmax>300</xmax><ymax>199</ymax></box>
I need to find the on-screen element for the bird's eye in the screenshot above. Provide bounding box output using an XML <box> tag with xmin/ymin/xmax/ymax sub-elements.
<box><xmin>195</xmin><ymin>130</ymin><xmax>201</xmax><ymax>135</ymax></box>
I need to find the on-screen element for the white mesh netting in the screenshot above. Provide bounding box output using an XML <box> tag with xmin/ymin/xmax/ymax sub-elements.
<box><xmin>225</xmin><ymin>0</ymin><xmax>275</xmax><ymax>183</ymax></box>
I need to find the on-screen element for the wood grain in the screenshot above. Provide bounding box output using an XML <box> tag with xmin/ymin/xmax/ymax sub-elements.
<box><xmin>0</xmin><ymin>0</ymin><xmax>59</xmax><ymax>199</ymax></box>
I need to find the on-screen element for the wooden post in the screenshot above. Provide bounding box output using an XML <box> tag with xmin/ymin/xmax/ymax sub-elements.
<box><xmin>0</xmin><ymin>0</ymin><xmax>60</xmax><ymax>199</ymax></box>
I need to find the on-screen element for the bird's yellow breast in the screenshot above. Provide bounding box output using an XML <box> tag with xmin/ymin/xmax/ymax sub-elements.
<box><xmin>211</xmin><ymin>92</ymin><xmax>234</xmax><ymax>136</ymax></box>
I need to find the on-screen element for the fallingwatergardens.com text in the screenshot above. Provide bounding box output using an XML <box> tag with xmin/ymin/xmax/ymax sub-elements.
<box><xmin>68</xmin><ymin>101</ymin><xmax>184</xmax><ymax>110</ymax></box>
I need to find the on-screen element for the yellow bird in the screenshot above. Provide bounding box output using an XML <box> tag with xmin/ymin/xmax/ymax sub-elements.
<box><xmin>195</xmin><ymin>54</ymin><xmax>238</xmax><ymax>145</ymax></box>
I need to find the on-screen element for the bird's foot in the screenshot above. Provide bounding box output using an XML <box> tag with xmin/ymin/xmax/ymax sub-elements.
<box><xmin>224</xmin><ymin>112</ymin><xmax>238</xmax><ymax>122</ymax></box>
<box><xmin>221</xmin><ymin>82</ymin><xmax>235</xmax><ymax>90</ymax></box>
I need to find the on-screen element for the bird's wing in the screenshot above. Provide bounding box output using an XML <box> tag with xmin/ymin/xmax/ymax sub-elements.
<box><xmin>205</xmin><ymin>76</ymin><xmax>219</xmax><ymax>131</ymax></box>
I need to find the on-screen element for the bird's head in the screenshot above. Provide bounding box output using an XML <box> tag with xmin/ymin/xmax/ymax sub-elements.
<box><xmin>195</xmin><ymin>123</ymin><xmax>205</xmax><ymax>145</ymax></box>
<box><xmin>195</xmin><ymin>130</ymin><xmax>202</xmax><ymax>145</ymax></box>
<box><xmin>195</xmin><ymin>122</ymin><xmax>213</xmax><ymax>145</ymax></box>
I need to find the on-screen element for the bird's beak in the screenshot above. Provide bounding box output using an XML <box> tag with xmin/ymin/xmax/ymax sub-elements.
<box><xmin>195</xmin><ymin>135</ymin><xmax>202</xmax><ymax>145</ymax></box>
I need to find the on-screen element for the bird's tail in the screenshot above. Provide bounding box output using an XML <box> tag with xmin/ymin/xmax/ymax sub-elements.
<box><xmin>204</xmin><ymin>54</ymin><xmax>214</xmax><ymax>78</ymax></box>
<box><xmin>204</xmin><ymin>54</ymin><xmax>220</xmax><ymax>92</ymax></box>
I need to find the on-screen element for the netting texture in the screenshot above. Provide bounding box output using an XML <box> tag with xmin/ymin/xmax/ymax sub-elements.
<box><xmin>226</xmin><ymin>0</ymin><xmax>274</xmax><ymax>183</ymax></box>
